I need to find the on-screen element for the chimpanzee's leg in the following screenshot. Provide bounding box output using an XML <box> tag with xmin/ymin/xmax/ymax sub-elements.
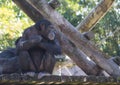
<box><xmin>40</xmin><ymin>51</ymin><xmax>56</xmax><ymax>74</ymax></box>
<box><xmin>0</xmin><ymin>57</ymin><xmax>19</xmax><ymax>74</ymax></box>
<box><xmin>17</xmin><ymin>51</ymin><xmax>35</xmax><ymax>73</ymax></box>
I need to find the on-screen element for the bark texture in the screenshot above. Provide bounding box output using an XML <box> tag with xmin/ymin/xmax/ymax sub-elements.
<box><xmin>12</xmin><ymin>0</ymin><xmax>60</xmax><ymax>22</ymax></box>
<box><xmin>26</xmin><ymin>0</ymin><xmax>120</xmax><ymax>76</ymax></box>
<box><xmin>76</xmin><ymin>0</ymin><xmax>115</xmax><ymax>32</ymax></box>
<box><xmin>13</xmin><ymin>0</ymin><xmax>102</xmax><ymax>75</ymax></box>
<box><xmin>0</xmin><ymin>74</ymin><xmax>119</xmax><ymax>85</ymax></box>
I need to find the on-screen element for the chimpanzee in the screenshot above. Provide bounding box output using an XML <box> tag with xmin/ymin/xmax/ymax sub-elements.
<box><xmin>0</xmin><ymin>49</ymin><xmax>16</xmax><ymax>74</ymax></box>
<box><xmin>16</xmin><ymin>19</ymin><xmax>61</xmax><ymax>74</ymax></box>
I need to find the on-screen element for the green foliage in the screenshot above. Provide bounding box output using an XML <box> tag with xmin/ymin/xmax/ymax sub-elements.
<box><xmin>57</xmin><ymin>0</ymin><xmax>120</xmax><ymax>56</ymax></box>
<box><xmin>0</xmin><ymin>0</ymin><xmax>119</xmax><ymax>57</ymax></box>
<box><xmin>93</xmin><ymin>1</ymin><xmax>120</xmax><ymax>56</ymax></box>
<box><xmin>57</xmin><ymin>0</ymin><xmax>98</xmax><ymax>26</ymax></box>
<box><xmin>0</xmin><ymin>0</ymin><xmax>33</xmax><ymax>50</ymax></box>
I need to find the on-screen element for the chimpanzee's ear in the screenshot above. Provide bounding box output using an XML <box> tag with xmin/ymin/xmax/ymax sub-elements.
<box><xmin>39</xmin><ymin>23</ymin><xmax>45</xmax><ymax>31</ymax></box>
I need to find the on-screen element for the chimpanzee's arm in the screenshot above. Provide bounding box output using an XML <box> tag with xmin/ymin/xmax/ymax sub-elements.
<box><xmin>16</xmin><ymin>26</ymin><xmax>43</xmax><ymax>50</ymax></box>
<box><xmin>38</xmin><ymin>39</ymin><xmax>61</xmax><ymax>55</ymax></box>
<box><xmin>17</xmin><ymin>37</ymin><xmax>42</xmax><ymax>51</ymax></box>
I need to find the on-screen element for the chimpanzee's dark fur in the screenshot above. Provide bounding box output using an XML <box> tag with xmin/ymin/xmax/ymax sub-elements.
<box><xmin>16</xmin><ymin>19</ymin><xmax>61</xmax><ymax>74</ymax></box>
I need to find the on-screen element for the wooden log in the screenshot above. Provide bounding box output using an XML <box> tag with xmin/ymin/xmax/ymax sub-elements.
<box><xmin>26</xmin><ymin>0</ymin><xmax>120</xmax><ymax>76</ymax></box>
<box><xmin>82</xmin><ymin>31</ymin><xmax>95</xmax><ymax>40</ymax></box>
<box><xmin>12</xmin><ymin>0</ymin><xmax>43</xmax><ymax>22</ymax></box>
<box><xmin>59</xmin><ymin>32</ymin><xmax>101</xmax><ymax>75</ymax></box>
<box><xmin>0</xmin><ymin>74</ymin><xmax>120</xmax><ymax>84</ymax></box>
<box><xmin>109</xmin><ymin>57</ymin><xmax>120</xmax><ymax>66</ymax></box>
<box><xmin>76</xmin><ymin>0</ymin><xmax>115</xmax><ymax>32</ymax></box>
<box><xmin>12</xmin><ymin>0</ymin><xmax>60</xmax><ymax>22</ymax></box>
<box><xmin>48</xmin><ymin>0</ymin><xmax>60</xmax><ymax>9</ymax></box>
<box><xmin>13</xmin><ymin>0</ymin><xmax>102</xmax><ymax>75</ymax></box>
<box><xmin>12</xmin><ymin>0</ymin><xmax>95</xmax><ymax>40</ymax></box>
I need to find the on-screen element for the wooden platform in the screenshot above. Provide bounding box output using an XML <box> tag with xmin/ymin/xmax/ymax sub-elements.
<box><xmin>0</xmin><ymin>73</ymin><xmax>120</xmax><ymax>85</ymax></box>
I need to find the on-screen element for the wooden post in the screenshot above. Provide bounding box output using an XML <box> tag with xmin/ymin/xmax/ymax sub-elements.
<box><xmin>76</xmin><ymin>0</ymin><xmax>115</xmax><ymax>32</ymax></box>
<box><xmin>12</xmin><ymin>0</ymin><xmax>60</xmax><ymax>22</ymax></box>
<box><xmin>13</xmin><ymin>0</ymin><xmax>102</xmax><ymax>75</ymax></box>
<box><xmin>26</xmin><ymin>0</ymin><xmax>120</xmax><ymax>76</ymax></box>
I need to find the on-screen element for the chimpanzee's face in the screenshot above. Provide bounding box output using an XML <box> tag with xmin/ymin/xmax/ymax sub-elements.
<box><xmin>35</xmin><ymin>19</ymin><xmax>56</xmax><ymax>40</ymax></box>
<box><xmin>47</xmin><ymin>25</ymin><xmax>56</xmax><ymax>40</ymax></box>
<box><xmin>40</xmin><ymin>24</ymin><xmax>56</xmax><ymax>40</ymax></box>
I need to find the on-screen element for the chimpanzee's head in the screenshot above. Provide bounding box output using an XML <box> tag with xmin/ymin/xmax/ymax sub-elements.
<box><xmin>35</xmin><ymin>19</ymin><xmax>56</xmax><ymax>40</ymax></box>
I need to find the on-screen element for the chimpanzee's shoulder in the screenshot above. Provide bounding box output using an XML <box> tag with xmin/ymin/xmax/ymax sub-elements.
<box><xmin>23</xmin><ymin>26</ymin><xmax>37</xmax><ymax>34</ymax></box>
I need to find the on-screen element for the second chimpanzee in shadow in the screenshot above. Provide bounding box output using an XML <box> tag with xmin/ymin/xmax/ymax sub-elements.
<box><xmin>16</xmin><ymin>19</ymin><xmax>61</xmax><ymax>74</ymax></box>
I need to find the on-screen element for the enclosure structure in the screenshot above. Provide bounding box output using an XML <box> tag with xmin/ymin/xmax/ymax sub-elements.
<box><xmin>0</xmin><ymin>74</ymin><xmax>120</xmax><ymax>85</ymax></box>
<box><xmin>0</xmin><ymin>0</ymin><xmax>120</xmax><ymax>84</ymax></box>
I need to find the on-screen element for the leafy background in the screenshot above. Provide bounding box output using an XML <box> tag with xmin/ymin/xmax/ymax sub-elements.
<box><xmin>0</xmin><ymin>0</ymin><xmax>120</xmax><ymax>57</ymax></box>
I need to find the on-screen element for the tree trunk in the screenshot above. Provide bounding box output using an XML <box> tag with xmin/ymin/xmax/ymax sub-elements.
<box><xmin>26</xmin><ymin>0</ymin><xmax>120</xmax><ymax>76</ymax></box>
<box><xmin>13</xmin><ymin>0</ymin><xmax>102</xmax><ymax>75</ymax></box>
<box><xmin>76</xmin><ymin>0</ymin><xmax>115</xmax><ymax>32</ymax></box>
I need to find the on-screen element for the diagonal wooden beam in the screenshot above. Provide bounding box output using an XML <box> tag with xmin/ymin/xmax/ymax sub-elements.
<box><xmin>12</xmin><ymin>0</ymin><xmax>43</xmax><ymax>22</ymax></box>
<box><xmin>76</xmin><ymin>0</ymin><xmax>115</xmax><ymax>32</ymax></box>
<box><xmin>26</xmin><ymin>0</ymin><xmax>120</xmax><ymax>76</ymax></box>
<box><xmin>12</xmin><ymin>0</ymin><xmax>60</xmax><ymax>22</ymax></box>
<box><xmin>13</xmin><ymin>0</ymin><xmax>101</xmax><ymax>75</ymax></box>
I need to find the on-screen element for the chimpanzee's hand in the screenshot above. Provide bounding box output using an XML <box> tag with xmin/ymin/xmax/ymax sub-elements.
<box><xmin>17</xmin><ymin>36</ymin><xmax>43</xmax><ymax>50</ymax></box>
<box><xmin>30</xmin><ymin>36</ymin><xmax>43</xmax><ymax>45</ymax></box>
<box><xmin>30</xmin><ymin>35</ymin><xmax>43</xmax><ymax>42</ymax></box>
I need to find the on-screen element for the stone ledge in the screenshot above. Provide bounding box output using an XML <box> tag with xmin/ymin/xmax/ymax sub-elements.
<box><xmin>0</xmin><ymin>73</ymin><xmax>120</xmax><ymax>85</ymax></box>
